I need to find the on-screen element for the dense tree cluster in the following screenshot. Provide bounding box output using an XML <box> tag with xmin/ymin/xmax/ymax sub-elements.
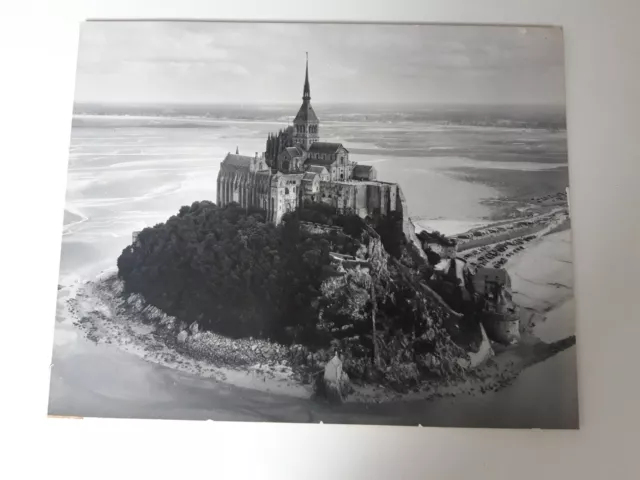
<box><xmin>118</xmin><ymin>201</ymin><xmax>347</xmax><ymax>345</ymax></box>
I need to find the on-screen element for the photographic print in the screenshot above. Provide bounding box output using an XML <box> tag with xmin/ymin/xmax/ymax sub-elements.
<box><xmin>48</xmin><ymin>21</ymin><xmax>577</xmax><ymax>428</ymax></box>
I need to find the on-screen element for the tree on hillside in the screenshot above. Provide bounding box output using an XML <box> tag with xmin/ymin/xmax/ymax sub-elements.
<box><xmin>118</xmin><ymin>202</ymin><xmax>339</xmax><ymax>344</ymax></box>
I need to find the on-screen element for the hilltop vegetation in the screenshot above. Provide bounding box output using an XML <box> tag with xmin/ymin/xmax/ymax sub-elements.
<box><xmin>117</xmin><ymin>201</ymin><xmax>468</xmax><ymax>384</ymax></box>
<box><xmin>119</xmin><ymin>201</ymin><xmax>333</xmax><ymax>345</ymax></box>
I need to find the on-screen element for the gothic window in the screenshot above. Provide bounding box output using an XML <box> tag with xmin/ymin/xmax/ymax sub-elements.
<box><xmin>285</xmin><ymin>187</ymin><xmax>290</xmax><ymax>195</ymax></box>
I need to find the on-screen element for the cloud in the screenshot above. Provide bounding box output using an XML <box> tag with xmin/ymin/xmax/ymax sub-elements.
<box><xmin>75</xmin><ymin>21</ymin><xmax>565</xmax><ymax>105</ymax></box>
<box><xmin>213</xmin><ymin>62</ymin><xmax>250</xmax><ymax>76</ymax></box>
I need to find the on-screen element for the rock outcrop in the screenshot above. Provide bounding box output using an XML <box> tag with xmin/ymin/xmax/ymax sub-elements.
<box><xmin>176</xmin><ymin>330</ymin><xmax>188</xmax><ymax>344</ymax></box>
<box><xmin>396</xmin><ymin>186</ymin><xmax>428</xmax><ymax>262</ymax></box>
<box><xmin>314</xmin><ymin>354</ymin><xmax>352</xmax><ymax>403</ymax></box>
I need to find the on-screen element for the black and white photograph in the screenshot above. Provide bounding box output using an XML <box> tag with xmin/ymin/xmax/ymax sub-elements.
<box><xmin>48</xmin><ymin>21</ymin><xmax>577</xmax><ymax>429</ymax></box>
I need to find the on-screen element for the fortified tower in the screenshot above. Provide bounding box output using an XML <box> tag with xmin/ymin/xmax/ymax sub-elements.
<box><xmin>292</xmin><ymin>53</ymin><xmax>319</xmax><ymax>150</ymax></box>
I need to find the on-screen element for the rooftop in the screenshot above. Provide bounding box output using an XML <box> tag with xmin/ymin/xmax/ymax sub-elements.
<box><xmin>285</xmin><ymin>146</ymin><xmax>304</xmax><ymax>157</ymax></box>
<box><xmin>221</xmin><ymin>153</ymin><xmax>253</xmax><ymax>171</ymax></box>
<box><xmin>308</xmin><ymin>165</ymin><xmax>329</xmax><ymax>175</ymax></box>
<box><xmin>326</xmin><ymin>179</ymin><xmax>389</xmax><ymax>187</ymax></box>
<box><xmin>294</xmin><ymin>101</ymin><xmax>319</xmax><ymax>124</ymax></box>
<box><xmin>308</xmin><ymin>142</ymin><xmax>346</xmax><ymax>154</ymax></box>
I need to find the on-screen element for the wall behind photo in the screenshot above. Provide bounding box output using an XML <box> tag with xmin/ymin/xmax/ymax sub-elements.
<box><xmin>1</xmin><ymin>0</ymin><xmax>639</xmax><ymax>479</ymax></box>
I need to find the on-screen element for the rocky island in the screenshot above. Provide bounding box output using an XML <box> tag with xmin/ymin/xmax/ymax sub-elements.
<box><xmin>62</xmin><ymin>56</ymin><xmax>576</xmax><ymax>406</ymax></box>
<box><xmin>68</xmin><ymin>192</ymin><xmax>574</xmax><ymax>405</ymax></box>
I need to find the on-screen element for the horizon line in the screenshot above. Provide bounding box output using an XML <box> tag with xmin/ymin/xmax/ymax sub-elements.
<box><xmin>73</xmin><ymin>100</ymin><xmax>567</xmax><ymax>108</ymax></box>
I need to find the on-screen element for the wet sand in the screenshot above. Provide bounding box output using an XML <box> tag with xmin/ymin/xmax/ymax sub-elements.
<box><xmin>508</xmin><ymin>229</ymin><xmax>575</xmax><ymax>338</ymax></box>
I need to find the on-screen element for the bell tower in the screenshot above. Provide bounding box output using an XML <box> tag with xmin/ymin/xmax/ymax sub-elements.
<box><xmin>293</xmin><ymin>53</ymin><xmax>319</xmax><ymax>150</ymax></box>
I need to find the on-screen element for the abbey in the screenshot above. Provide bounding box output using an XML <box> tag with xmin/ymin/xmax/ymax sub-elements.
<box><xmin>217</xmin><ymin>55</ymin><xmax>401</xmax><ymax>225</ymax></box>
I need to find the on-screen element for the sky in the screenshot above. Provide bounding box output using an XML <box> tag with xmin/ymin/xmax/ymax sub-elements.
<box><xmin>75</xmin><ymin>21</ymin><xmax>566</xmax><ymax>106</ymax></box>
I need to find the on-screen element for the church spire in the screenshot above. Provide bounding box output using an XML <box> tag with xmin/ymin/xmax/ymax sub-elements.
<box><xmin>235</xmin><ymin>146</ymin><xmax>239</xmax><ymax>154</ymax></box>
<box><xmin>293</xmin><ymin>51</ymin><xmax>319</xmax><ymax>151</ymax></box>
<box><xmin>303</xmin><ymin>52</ymin><xmax>310</xmax><ymax>100</ymax></box>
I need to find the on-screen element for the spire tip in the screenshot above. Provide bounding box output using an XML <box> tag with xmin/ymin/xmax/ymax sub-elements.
<box><xmin>303</xmin><ymin>52</ymin><xmax>311</xmax><ymax>100</ymax></box>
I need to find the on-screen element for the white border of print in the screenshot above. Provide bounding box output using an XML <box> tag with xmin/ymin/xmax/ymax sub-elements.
<box><xmin>2</xmin><ymin>1</ymin><xmax>639</xmax><ymax>479</ymax></box>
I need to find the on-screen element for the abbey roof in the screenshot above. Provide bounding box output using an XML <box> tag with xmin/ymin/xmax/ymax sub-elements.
<box><xmin>308</xmin><ymin>142</ymin><xmax>347</xmax><ymax>154</ymax></box>
<box><xmin>308</xmin><ymin>165</ymin><xmax>329</xmax><ymax>175</ymax></box>
<box><xmin>294</xmin><ymin>102</ymin><xmax>319</xmax><ymax>123</ymax></box>
<box><xmin>285</xmin><ymin>146</ymin><xmax>305</xmax><ymax>157</ymax></box>
<box><xmin>221</xmin><ymin>153</ymin><xmax>253</xmax><ymax>170</ymax></box>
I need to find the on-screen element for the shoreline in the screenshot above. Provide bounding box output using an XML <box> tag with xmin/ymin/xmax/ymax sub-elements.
<box><xmin>66</xmin><ymin>276</ymin><xmax>313</xmax><ymax>399</ymax></box>
<box><xmin>61</xmin><ymin>226</ymin><xmax>575</xmax><ymax>405</ymax></box>
<box><xmin>62</xmin><ymin>208</ymin><xmax>89</xmax><ymax>235</ymax></box>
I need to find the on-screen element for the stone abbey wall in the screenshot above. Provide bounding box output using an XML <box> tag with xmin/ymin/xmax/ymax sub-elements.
<box><xmin>309</xmin><ymin>181</ymin><xmax>401</xmax><ymax>219</ymax></box>
<box><xmin>217</xmin><ymin>168</ymin><xmax>276</xmax><ymax>221</ymax></box>
<box><xmin>218</xmin><ymin>168</ymin><xmax>423</xmax><ymax>261</ymax></box>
